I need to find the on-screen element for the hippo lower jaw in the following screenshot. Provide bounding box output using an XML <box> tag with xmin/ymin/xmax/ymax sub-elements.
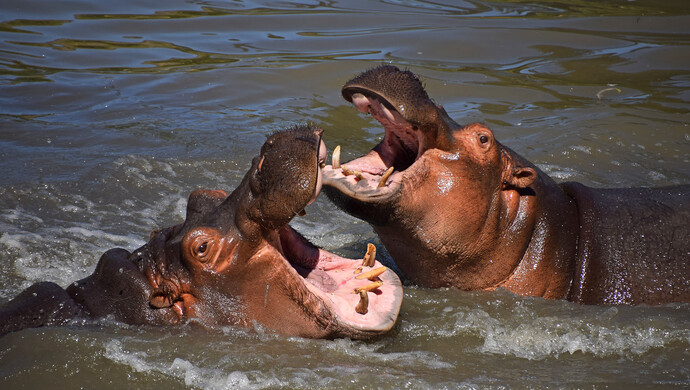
<box><xmin>275</xmin><ymin>225</ymin><xmax>403</xmax><ymax>337</ymax></box>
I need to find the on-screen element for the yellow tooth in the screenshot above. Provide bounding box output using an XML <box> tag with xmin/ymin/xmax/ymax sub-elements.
<box><xmin>353</xmin><ymin>267</ymin><xmax>363</xmax><ymax>275</ymax></box>
<box><xmin>332</xmin><ymin>145</ymin><xmax>341</xmax><ymax>169</ymax></box>
<box><xmin>355</xmin><ymin>266</ymin><xmax>386</xmax><ymax>281</ymax></box>
<box><xmin>342</xmin><ymin>166</ymin><xmax>364</xmax><ymax>180</ymax></box>
<box><xmin>354</xmin><ymin>280</ymin><xmax>383</xmax><ymax>294</ymax></box>
<box><xmin>355</xmin><ymin>291</ymin><xmax>369</xmax><ymax>314</ymax></box>
<box><xmin>377</xmin><ymin>166</ymin><xmax>395</xmax><ymax>188</ymax></box>
<box><xmin>362</xmin><ymin>243</ymin><xmax>376</xmax><ymax>267</ymax></box>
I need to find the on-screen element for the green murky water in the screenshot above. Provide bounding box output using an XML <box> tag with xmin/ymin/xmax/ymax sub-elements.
<box><xmin>1</xmin><ymin>1</ymin><xmax>688</xmax><ymax>388</ymax></box>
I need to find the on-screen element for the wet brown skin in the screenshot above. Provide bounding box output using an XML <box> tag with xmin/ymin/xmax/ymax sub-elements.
<box><xmin>322</xmin><ymin>65</ymin><xmax>690</xmax><ymax>305</ymax></box>
<box><xmin>0</xmin><ymin>125</ymin><xmax>403</xmax><ymax>338</ymax></box>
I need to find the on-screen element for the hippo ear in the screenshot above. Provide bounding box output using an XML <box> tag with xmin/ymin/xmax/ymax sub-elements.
<box><xmin>505</xmin><ymin>166</ymin><xmax>537</xmax><ymax>189</ymax></box>
<box><xmin>501</xmin><ymin>150</ymin><xmax>537</xmax><ymax>189</ymax></box>
<box><xmin>183</xmin><ymin>190</ymin><xmax>227</xmax><ymax>228</ymax></box>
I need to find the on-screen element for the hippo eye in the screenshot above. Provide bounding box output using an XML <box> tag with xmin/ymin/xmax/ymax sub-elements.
<box><xmin>479</xmin><ymin>134</ymin><xmax>489</xmax><ymax>144</ymax></box>
<box><xmin>182</xmin><ymin>228</ymin><xmax>222</xmax><ymax>266</ymax></box>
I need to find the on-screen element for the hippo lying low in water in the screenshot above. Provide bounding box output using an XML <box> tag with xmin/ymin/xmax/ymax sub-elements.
<box><xmin>322</xmin><ymin>66</ymin><xmax>689</xmax><ymax>305</ymax></box>
<box><xmin>0</xmin><ymin>125</ymin><xmax>402</xmax><ymax>338</ymax></box>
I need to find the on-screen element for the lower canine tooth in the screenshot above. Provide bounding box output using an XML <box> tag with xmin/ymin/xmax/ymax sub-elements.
<box><xmin>378</xmin><ymin>166</ymin><xmax>395</xmax><ymax>188</ymax></box>
<box><xmin>362</xmin><ymin>243</ymin><xmax>376</xmax><ymax>267</ymax></box>
<box><xmin>355</xmin><ymin>291</ymin><xmax>369</xmax><ymax>314</ymax></box>
<box><xmin>355</xmin><ymin>266</ymin><xmax>386</xmax><ymax>281</ymax></box>
<box><xmin>354</xmin><ymin>280</ymin><xmax>383</xmax><ymax>293</ymax></box>
<box><xmin>332</xmin><ymin>145</ymin><xmax>341</xmax><ymax>169</ymax></box>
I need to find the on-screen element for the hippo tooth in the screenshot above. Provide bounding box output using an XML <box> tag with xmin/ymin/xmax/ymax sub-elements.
<box><xmin>353</xmin><ymin>266</ymin><xmax>363</xmax><ymax>275</ymax></box>
<box><xmin>380</xmin><ymin>104</ymin><xmax>396</xmax><ymax>124</ymax></box>
<box><xmin>351</xmin><ymin>93</ymin><xmax>370</xmax><ymax>114</ymax></box>
<box><xmin>355</xmin><ymin>266</ymin><xmax>386</xmax><ymax>281</ymax></box>
<box><xmin>342</xmin><ymin>165</ymin><xmax>365</xmax><ymax>181</ymax></box>
<box><xmin>354</xmin><ymin>280</ymin><xmax>383</xmax><ymax>294</ymax></box>
<box><xmin>332</xmin><ymin>145</ymin><xmax>341</xmax><ymax>169</ymax></box>
<box><xmin>355</xmin><ymin>291</ymin><xmax>369</xmax><ymax>314</ymax></box>
<box><xmin>377</xmin><ymin>166</ymin><xmax>395</xmax><ymax>188</ymax></box>
<box><xmin>362</xmin><ymin>243</ymin><xmax>376</xmax><ymax>267</ymax></box>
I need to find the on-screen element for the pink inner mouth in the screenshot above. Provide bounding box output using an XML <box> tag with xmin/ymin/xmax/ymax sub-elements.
<box><xmin>277</xmin><ymin>225</ymin><xmax>402</xmax><ymax>330</ymax></box>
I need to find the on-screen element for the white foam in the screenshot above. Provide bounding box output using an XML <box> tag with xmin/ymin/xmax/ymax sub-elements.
<box><xmin>64</xmin><ymin>227</ymin><xmax>139</xmax><ymax>247</ymax></box>
<box><xmin>323</xmin><ymin>337</ymin><xmax>453</xmax><ymax>369</ymax></box>
<box><xmin>104</xmin><ymin>338</ymin><xmax>289</xmax><ymax>390</ymax></box>
<box><xmin>451</xmin><ymin>304</ymin><xmax>688</xmax><ymax>360</ymax></box>
<box><xmin>536</xmin><ymin>163</ymin><xmax>580</xmax><ymax>180</ymax></box>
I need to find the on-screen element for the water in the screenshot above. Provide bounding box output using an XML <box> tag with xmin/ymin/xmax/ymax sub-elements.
<box><xmin>1</xmin><ymin>0</ymin><xmax>689</xmax><ymax>388</ymax></box>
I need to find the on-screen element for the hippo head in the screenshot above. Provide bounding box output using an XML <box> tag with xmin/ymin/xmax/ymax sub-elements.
<box><xmin>322</xmin><ymin>66</ymin><xmax>567</xmax><ymax>292</ymax></box>
<box><xmin>67</xmin><ymin>125</ymin><xmax>403</xmax><ymax>339</ymax></box>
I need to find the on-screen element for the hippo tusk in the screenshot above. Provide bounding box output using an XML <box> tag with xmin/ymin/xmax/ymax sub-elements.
<box><xmin>355</xmin><ymin>266</ymin><xmax>386</xmax><ymax>281</ymax></box>
<box><xmin>355</xmin><ymin>290</ymin><xmax>369</xmax><ymax>314</ymax></box>
<box><xmin>380</xmin><ymin>104</ymin><xmax>396</xmax><ymax>124</ymax></box>
<box><xmin>332</xmin><ymin>145</ymin><xmax>341</xmax><ymax>169</ymax></box>
<box><xmin>354</xmin><ymin>280</ymin><xmax>383</xmax><ymax>294</ymax></box>
<box><xmin>362</xmin><ymin>243</ymin><xmax>376</xmax><ymax>267</ymax></box>
<box><xmin>342</xmin><ymin>165</ymin><xmax>365</xmax><ymax>181</ymax></box>
<box><xmin>378</xmin><ymin>166</ymin><xmax>394</xmax><ymax>188</ymax></box>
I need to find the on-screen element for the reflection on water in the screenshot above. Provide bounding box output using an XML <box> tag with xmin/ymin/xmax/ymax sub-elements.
<box><xmin>1</xmin><ymin>0</ymin><xmax>688</xmax><ymax>388</ymax></box>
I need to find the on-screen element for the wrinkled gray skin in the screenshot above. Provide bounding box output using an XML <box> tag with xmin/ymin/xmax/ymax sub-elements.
<box><xmin>0</xmin><ymin>125</ymin><xmax>403</xmax><ymax>338</ymax></box>
<box><xmin>322</xmin><ymin>65</ymin><xmax>689</xmax><ymax>305</ymax></box>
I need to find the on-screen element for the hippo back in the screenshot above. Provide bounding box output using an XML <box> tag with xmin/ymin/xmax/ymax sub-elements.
<box><xmin>562</xmin><ymin>182</ymin><xmax>690</xmax><ymax>305</ymax></box>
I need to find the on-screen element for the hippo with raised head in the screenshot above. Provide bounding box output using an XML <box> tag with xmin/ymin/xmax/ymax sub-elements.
<box><xmin>0</xmin><ymin>125</ymin><xmax>403</xmax><ymax>338</ymax></box>
<box><xmin>322</xmin><ymin>65</ymin><xmax>689</xmax><ymax>305</ymax></box>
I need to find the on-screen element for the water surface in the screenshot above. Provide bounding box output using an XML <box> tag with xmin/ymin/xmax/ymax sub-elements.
<box><xmin>1</xmin><ymin>0</ymin><xmax>689</xmax><ymax>388</ymax></box>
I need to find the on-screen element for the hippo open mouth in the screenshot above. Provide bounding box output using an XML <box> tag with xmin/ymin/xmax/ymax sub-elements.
<box><xmin>322</xmin><ymin>66</ymin><xmax>435</xmax><ymax>207</ymax></box>
<box><xmin>275</xmin><ymin>224</ymin><xmax>402</xmax><ymax>334</ymax></box>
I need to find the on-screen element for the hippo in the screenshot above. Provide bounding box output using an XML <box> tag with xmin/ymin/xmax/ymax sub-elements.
<box><xmin>322</xmin><ymin>65</ymin><xmax>689</xmax><ymax>305</ymax></box>
<box><xmin>0</xmin><ymin>125</ymin><xmax>403</xmax><ymax>338</ymax></box>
